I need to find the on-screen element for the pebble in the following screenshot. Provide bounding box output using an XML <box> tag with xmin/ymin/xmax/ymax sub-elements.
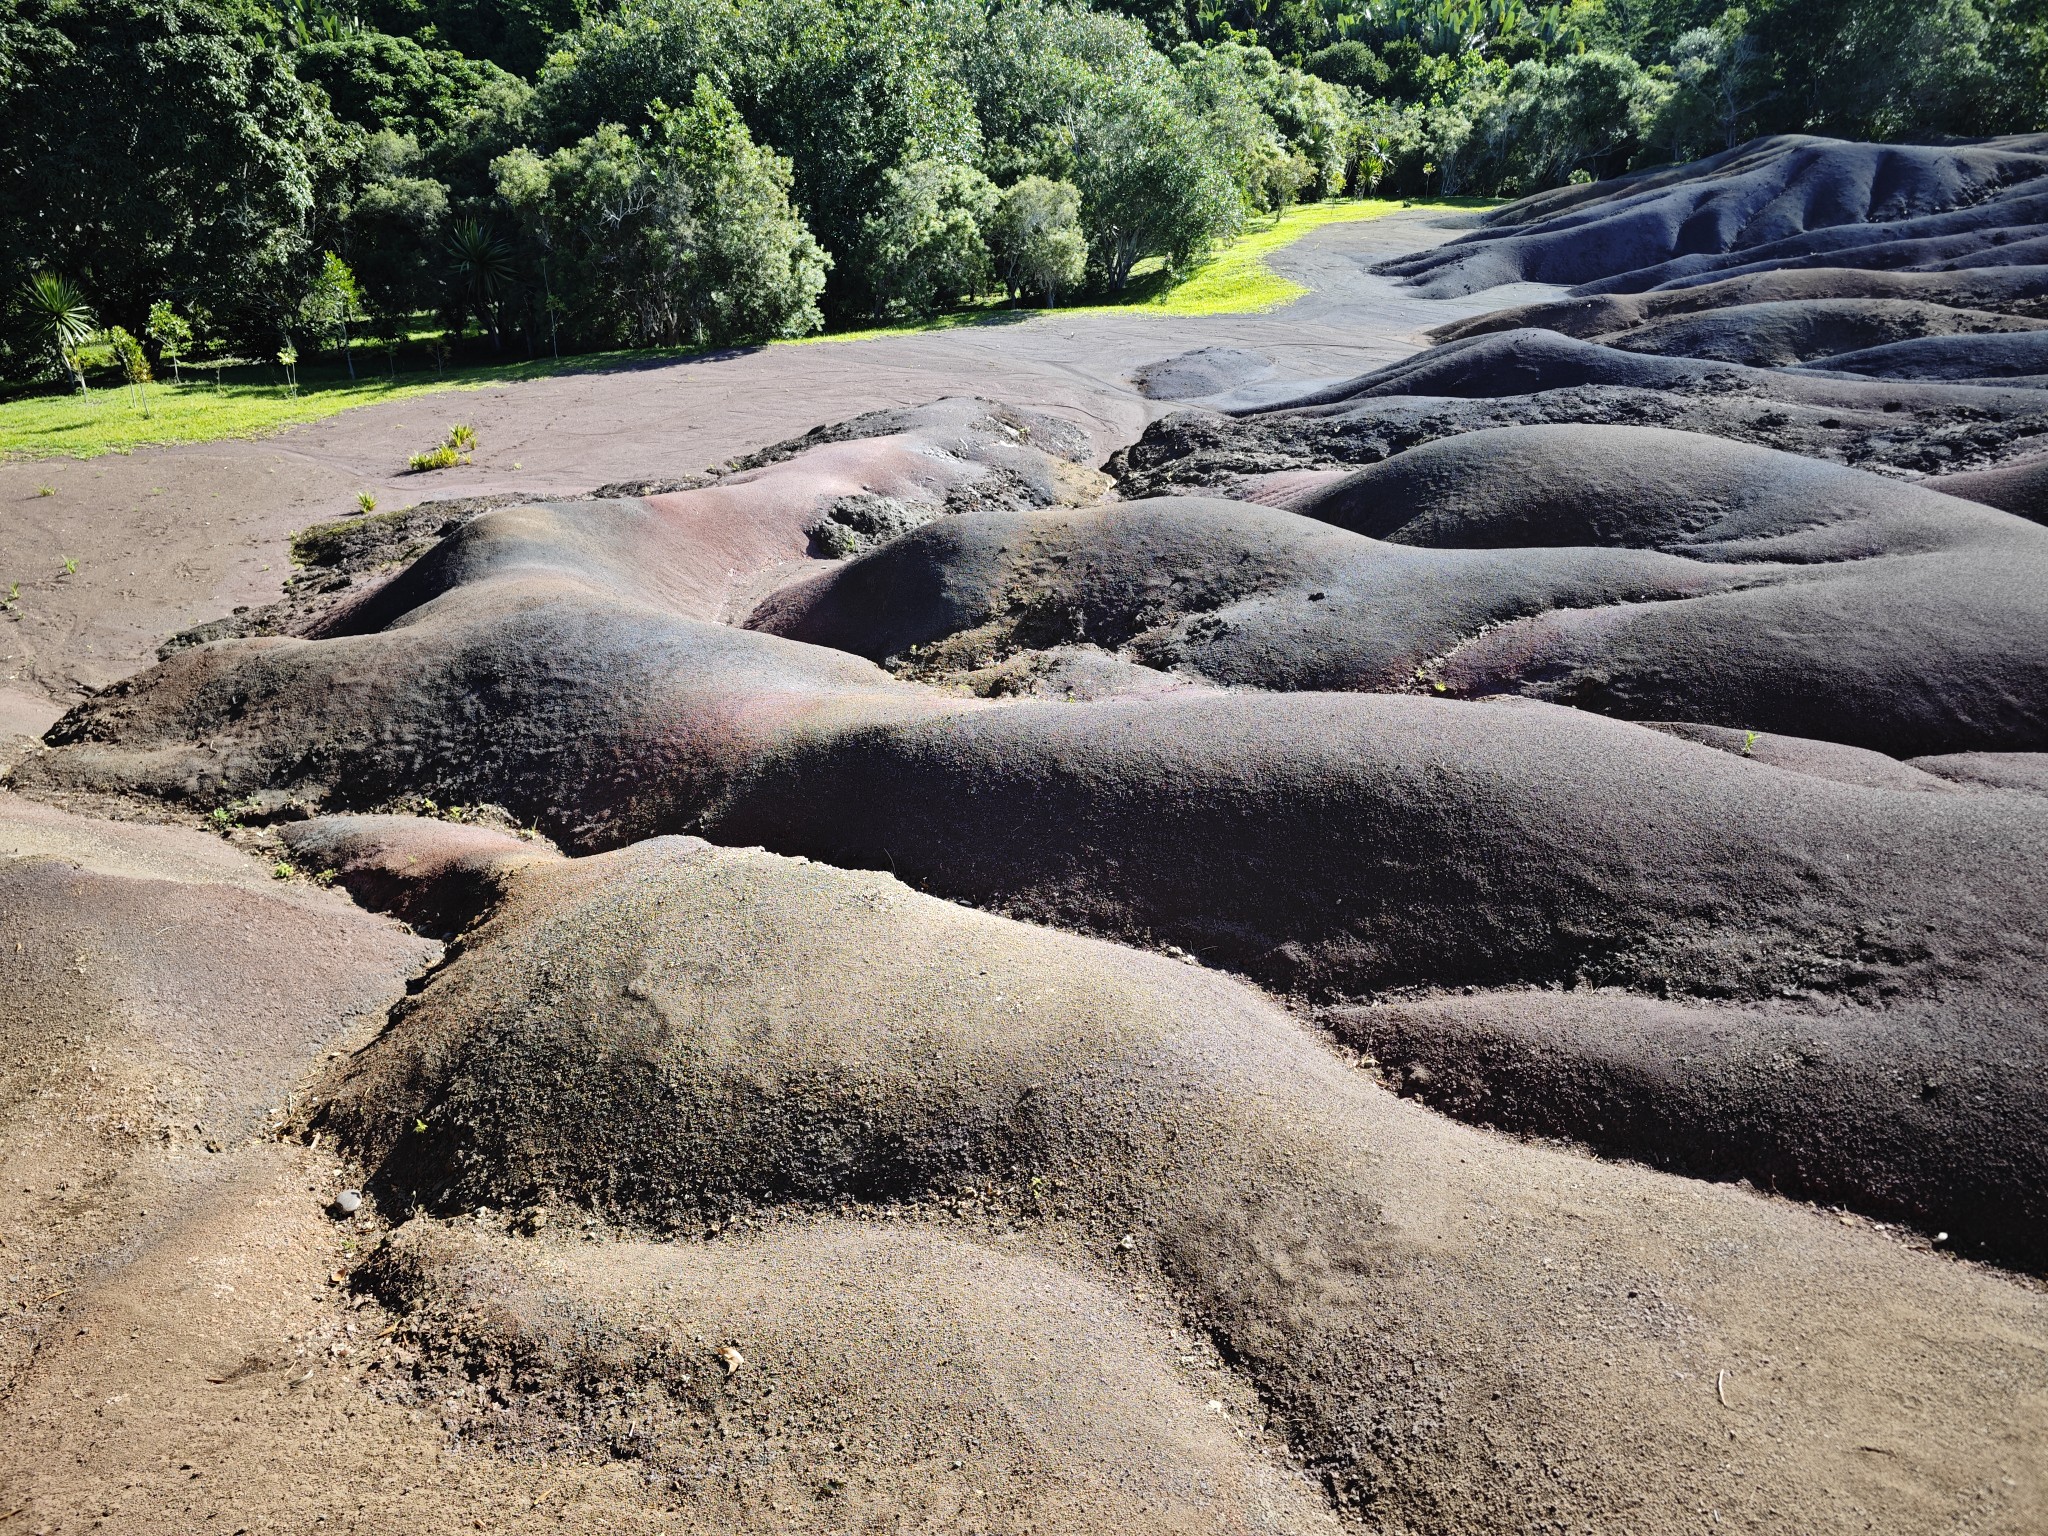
<box><xmin>333</xmin><ymin>1189</ymin><xmax>361</xmax><ymax>1215</ymax></box>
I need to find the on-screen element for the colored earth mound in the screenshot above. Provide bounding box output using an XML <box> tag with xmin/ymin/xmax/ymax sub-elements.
<box><xmin>6</xmin><ymin>137</ymin><xmax>2048</xmax><ymax>1535</ymax></box>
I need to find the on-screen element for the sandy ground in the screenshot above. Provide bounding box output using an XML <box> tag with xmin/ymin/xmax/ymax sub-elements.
<box><xmin>0</xmin><ymin>210</ymin><xmax>1549</xmax><ymax>738</ymax></box>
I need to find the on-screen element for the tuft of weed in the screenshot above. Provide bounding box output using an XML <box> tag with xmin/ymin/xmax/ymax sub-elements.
<box><xmin>408</xmin><ymin>424</ymin><xmax>476</xmax><ymax>473</ymax></box>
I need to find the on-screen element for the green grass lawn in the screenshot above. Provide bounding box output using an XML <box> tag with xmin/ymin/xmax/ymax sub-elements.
<box><xmin>0</xmin><ymin>197</ymin><xmax>1480</xmax><ymax>461</ymax></box>
<box><xmin>0</xmin><ymin>357</ymin><xmax>619</xmax><ymax>462</ymax></box>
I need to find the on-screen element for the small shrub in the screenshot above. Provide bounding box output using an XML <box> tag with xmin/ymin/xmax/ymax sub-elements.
<box><xmin>408</xmin><ymin>444</ymin><xmax>461</xmax><ymax>472</ymax></box>
<box><xmin>408</xmin><ymin>424</ymin><xmax>476</xmax><ymax>473</ymax></box>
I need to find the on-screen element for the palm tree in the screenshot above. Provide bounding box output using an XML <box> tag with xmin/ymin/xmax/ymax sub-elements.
<box><xmin>22</xmin><ymin>273</ymin><xmax>95</xmax><ymax>399</ymax></box>
<box><xmin>445</xmin><ymin>219</ymin><xmax>515</xmax><ymax>349</ymax></box>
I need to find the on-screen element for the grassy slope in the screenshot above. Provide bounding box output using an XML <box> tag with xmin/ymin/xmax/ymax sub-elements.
<box><xmin>0</xmin><ymin>198</ymin><xmax>1465</xmax><ymax>460</ymax></box>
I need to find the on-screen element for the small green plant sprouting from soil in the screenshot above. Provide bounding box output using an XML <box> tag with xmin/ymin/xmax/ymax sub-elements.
<box><xmin>1741</xmin><ymin>730</ymin><xmax>1760</xmax><ymax>757</ymax></box>
<box><xmin>60</xmin><ymin>557</ymin><xmax>76</xmax><ymax>575</ymax></box>
<box><xmin>271</xmin><ymin>861</ymin><xmax>294</xmax><ymax>881</ymax></box>
<box><xmin>357</xmin><ymin>490</ymin><xmax>377</xmax><ymax>514</ymax></box>
<box><xmin>408</xmin><ymin>424</ymin><xmax>476</xmax><ymax>473</ymax></box>
<box><xmin>35</xmin><ymin>485</ymin><xmax>53</xmax><ymax>496</ymax></box>
<box><xmin>408</xmin><ymin>443</ymin><xmax>460</xmax><ymax>472</ymax></box>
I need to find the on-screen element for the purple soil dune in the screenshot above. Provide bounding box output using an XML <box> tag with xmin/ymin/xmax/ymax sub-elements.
<box><xmin>1377</xmin><ymin>134</ymin><xmax>2048</xmax><ymax>298</ymax></box>
<box><xmin>1931</xmin><ymin>449</ymin><xmax>2048</xmax><ymax>521</ymax></box>
<box><xmin>1428</xmin><ymin>263</ymin><xmax>2048</xmax><ymax>344</ymax></box>
<box><xmin>1600</xmin><ymin>297</ymin><xmax>2048</xmax><ymax>369</ymax></box>
<box><xmin>753</xmin><ymin>425</ymin><xmax>2048</xmax><ymax>755</ymax></box>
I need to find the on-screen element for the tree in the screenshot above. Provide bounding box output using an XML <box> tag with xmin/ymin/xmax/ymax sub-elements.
<box><xmin>1743</xmin><ymin>0</ymin><xmax>2037</xmax><ymax>141</ymax></box>
<box><xmin>300</xmin><ymin>252</ymin><xmax>363</xmax><ymax>376</ymax></box>
<box><xmin>494</xmin><ymin>146</ymin><xmax>563</xmax><ymax>357</ymax></box>
<box><xmin>539</xmin><ymin>0</ymin><xmax>977</xmax><ymax>320</ymax></box>
<box><xmin>987</xmin><ymin>175</ymin><xmax>1087</xmax><ymax>306</ymax></box>
<box><xmin>1460</xmin><ymin>50</ymin><xmax>1666</xmax><ymax>195</ymax></box>
<box><xmin>518</xmin><ymin>77</ymin><xmax>828</xmax><ymax>349</ymax></box>
<box><xmin>1177</xmin><ymin>41</ymin><xmax>1352</xmax><ymax>200</ymax></box>
<box><xmin>445</xmin><ymin>218</ymin><xmax>515</xmax><ymax>345</ymax></box>
<box><xmin>20</xmin><ymin>273</ymin><xmax>95</xmax><ymax>397</ymax></box>
<box><xmin>862</xmin><ymin>160</ymin><xmax>998</xmax><ymax>318</ymax></box>
<box><xmin>293</xmin><ymin>30</ymin><xmax>530</xmax><ymax>139</ymax></box>
<box><xmin>1072</xmin><ymin>80</ymin><xmax>1243</xmax><ymax>289</ymax></box>
<box><xmin>0</xmin><ymin>0</ymin><xmax>337</xmax><ymax>357</ymax></box>
<box><xmin>345</xmin><ymin>135</ymin><xmax>452</xmax><ymax>353</ymax></box>
<box><xmin>648</xmin><ymin>78</ymin><xmax>831</xmax><ymax>344</ymax></box>
<box><xmin>145</xmin><ymin>300</ymin><xmax>193</xmax><ymax>382</ymax></box>
<box><xmin>106</xmin><ymin>324</ymin><xmax>151</xmax><ymax>415</ymax></box>
<box><xmin>1646</xmin><ymin>12</ymin><xmax>1773</xmax><ymax>160</ymax></box>
<box><xmin>1305</xmin><ymin>41</ymin><xmax>1390</xmax><ymax>92</ymax></box>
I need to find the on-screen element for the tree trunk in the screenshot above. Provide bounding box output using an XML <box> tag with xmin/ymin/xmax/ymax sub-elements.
<box><xmin>60</xmin><ymin>344</ymin><xmax>89</xmax><ymax>401</ymax></box>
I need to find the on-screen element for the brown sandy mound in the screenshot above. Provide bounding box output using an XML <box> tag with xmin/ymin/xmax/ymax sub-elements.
<box><xmin>8</xmin><ymin>156</ymin><xmax>2048</xmax><ymax>1527</ymax></box>
<box><xmin>19</xmin><ymin>403</ymin><xmax>2048</xmax><ymax>1257</ymax></box>
<box><xmin>354</xmin><ymin>1216</ymin><xmax>1335</xmax><ymax>1534</ymax></box>
<box><xmin>0</xmin><ymin>794</ymin><xmax>433</xmax><ymax>1392</ymax></box>
<box><xmin>10</xmin><ymin>399</ymin><xmax>1106</xmax><ymax>847</ymax></box>
<box><xmin>295</xmin><ymin>827</ymin><xmax>2048</xmax><ymax>1535</ymax></box>
<box><xmin>1909</xmin><ymin>750</ymin><xmax>2048</xmax><ymax>794</ymax></box>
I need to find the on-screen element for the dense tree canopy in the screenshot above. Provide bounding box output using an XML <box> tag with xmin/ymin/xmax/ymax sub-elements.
<box><xmin>3</xmin><ymin>0</ymin><xmax>2045</xmax><ymax>384</ymax></box>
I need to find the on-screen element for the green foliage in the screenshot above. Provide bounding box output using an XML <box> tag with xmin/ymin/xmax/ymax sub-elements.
<box><xmin>987</xmin><ymin>176</ymin><xmax>1089</xmax><ymax>306</ymax></box>
<box><xmin>0</xmin><ymin>0</ymin><xmax>337</xmax><ymax>362</ymax></box>
<box><xmin>1461</xmin><ymin>50</ymin><xmax>1669</xmax><ymax>193</ymax></box>
<box><xmin>1304</xmin><ymin>41</ymin><xmax>1389</xmax><ymax>92</ymax></box>
<box><xmin>2</xmin><ymin>0</ymin><xmax>2045</xmax><ymax>390</ymax></box>
<box><xmin>498</xmin><ymin>77</ymin><xmax>828</xmax><ymax>348</ymax></box>
<box><xmin>299</xmin><ymin>252</ymin><xmax>362</xmax><ymax>352</ymax></box>
<box><xmin>105</xmin><ymin>325</ymin><xmax>152</xmax><ymax>414</ymax></box>
<box><xmin>444</xmin><ymin>218</ymin><xmax>515</xmax><ymax>337</ymax></box>
<box><xmin>145</xmin><ymin>301</ymin><xmax>194</xmax><ymax>380</ymax></box>
<box><xmin>20</xmin><ymin>273</ymin><xmax>97</xmax><ymax>392</ymax></box>
<box><xmin>345</xmin><ymin>139</ymin><xmax>454</xmax><ymax>335</ymax></box>
<box><xmin>406</xmin><ymin>0</ymin><xmax>588</xmax><ymax>77</ymax></box>
<box><xmin>862</xmin><ymin>161</ymin><xmax>999</xmax><ymax>318</ymax></box>
<box><xmin>294</xmin><ymin>30</ymin><xmax>530</xmax><ymax>137</ymax></box>
<box><xmin>1074</xmin><ymin>80</ymin><xmax>1245</xmax><ymax>288</ymax></box>
<box><xmin>408</xmin><ymin>421</ymin><xmax>472</xmax><ymax>469</ymax></box>
<box><xmin>107</xmin><ymin>326</ymin><xmax>149</xmax><ymax>385</ymax></box>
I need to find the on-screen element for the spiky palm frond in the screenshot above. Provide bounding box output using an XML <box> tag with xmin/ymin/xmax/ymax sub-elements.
<box><xmin>22</xmin><ymin>272</ymin><xmax>95</xmax><ymax>354</ymax></box>
<box><xmin>446</xmin><ymin>219</ymin><xmax>516</xmax><ymax>306</ymax></box>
